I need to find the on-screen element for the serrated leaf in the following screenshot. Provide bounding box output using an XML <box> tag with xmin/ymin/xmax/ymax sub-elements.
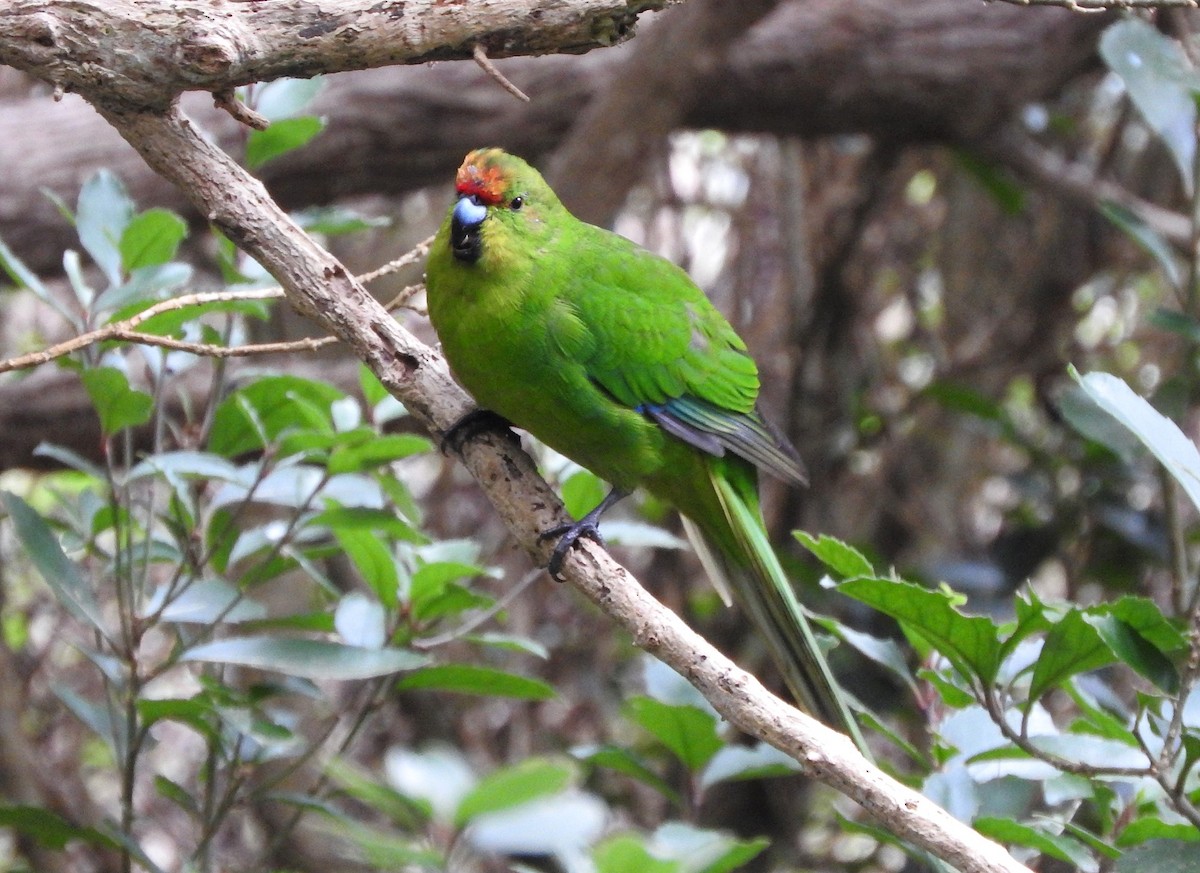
<box><xmin>1</xmin><ymin>492</ymin><xmax>107</xmax><ymax>635</ymax></box>
<box><xmin>1028</xmin><ymin>608</ymin><xmax>1115</xmax><ymax>703</ymax></box>
<box><xmin>182</xmin><ymin>636</ymin><xmax>428</xmax><ymax>680</ymax></box>
<box><xmin>1084</xmin><ymin>613</ymin><xmax>1179</xmax><ymax>694</ymax></box>
<box><xmin>397</xmin><ymin>665</ymin><xmax>555</xmax><ymax>700</ymax></box>
<box><xmin>80</xmin><ymin>367</ymin><xmax>154</xmax><ymax>434</ymax></box>
<box><xmin>795</xmin><ymin>531</ymin><xmax>875</xmax><ymax>578</ymax></box>
<box><xmin>624</xmin><ymin>696</ymin><xmax>722</xmax><ymax>771</ymax></box>
<box><xmin>454</xmin><ymin>758</ymin><xmax>574</xmax><ymax>827</ymax></box>
<box><xmin>838</xmin><ymin>576</ymin><xmax>1002</xmax><ymax>682</ymax></box>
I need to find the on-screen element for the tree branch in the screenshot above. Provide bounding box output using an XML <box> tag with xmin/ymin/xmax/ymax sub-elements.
<box><xmin>82</xmin><ymin>97</ymin><xmax>1032</xmax><ymax>873</ymax></box>
<box><xmin>0</xmin><ymin>0</ymin><xmax>661</xmax><ymax>111</ymax></box>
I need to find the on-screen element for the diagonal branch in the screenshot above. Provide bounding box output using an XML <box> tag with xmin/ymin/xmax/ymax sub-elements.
<box><xmin>90</xmin><ymin>97</ymin><xmax>1031</xmax><ymax>873</ymax></box>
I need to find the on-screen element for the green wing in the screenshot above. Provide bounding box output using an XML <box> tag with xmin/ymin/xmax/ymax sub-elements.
<box><xmin>553</xmin><ymin>226</ymin><xmax>805</xmax><ymax>485</ymax></box>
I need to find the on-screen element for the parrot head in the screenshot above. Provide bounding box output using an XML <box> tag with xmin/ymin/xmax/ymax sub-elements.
<box><xmin>447</xmin><ymin>148</ymin><xmax>559</xmax><ymax>266</ymax></box>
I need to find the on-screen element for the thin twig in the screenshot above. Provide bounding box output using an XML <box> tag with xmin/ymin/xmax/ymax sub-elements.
<box><xmin>0</xmin><ymin>235</ymin><xmax>435</xmax><ymax>374</ymax></box>
<box><xmin>213</xmin><ymin>88</ymin><xmax>271</xmax><ymax>131</ymax></box>
<box><xmin>473</xmin><ymin>43</ymin><xmax>531</xmax><ymax>103</ymax></box>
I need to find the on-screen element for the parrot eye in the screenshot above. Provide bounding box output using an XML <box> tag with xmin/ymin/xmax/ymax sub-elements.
<box><xmin>509</xmin><ymin>196</ymin><xmax>524</xmax><ymax>211</ymax></box>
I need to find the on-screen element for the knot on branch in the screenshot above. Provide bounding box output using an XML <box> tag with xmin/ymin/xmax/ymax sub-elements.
<box><xmin>1</xmin><ymin>10</ymin><xmax>62</xmax><ymax>67</ymax></box>
<box><xmin>176</xmin><ymin>32</ymin><xmax>238</xmax><ymax>80</ymax></box>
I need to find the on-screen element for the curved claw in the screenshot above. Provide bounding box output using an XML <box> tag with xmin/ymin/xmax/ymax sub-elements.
<box><xmin>538</xmin><ymin>488</ymin><xmax>628</xmax><ymax>580</ymax></box>
<box><xmin>540</xmin><ymin>516</ymin><xmax>607</xmax><ymax>580</ymax></box>
<box><xmin>440</xmin><ymin>408</ymin><xmax>516</xmax><ymax>456</ymax></box>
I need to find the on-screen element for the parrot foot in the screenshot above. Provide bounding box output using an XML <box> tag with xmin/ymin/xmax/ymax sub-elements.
<box><xmin>540</xmin><ymin>488</ymin><xmax>628</xmax><ymax>580</ymax></box>
<box><xmin>440</xmin><ymin>408</ymin><xmax>517</xmax><ymax>456</ymax></box>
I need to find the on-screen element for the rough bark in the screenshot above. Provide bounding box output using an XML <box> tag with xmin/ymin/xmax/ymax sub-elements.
<box><xmin>0</xmin><ymin>0</ymin><xmax>1106</xmax><ymax>272</ymax></box>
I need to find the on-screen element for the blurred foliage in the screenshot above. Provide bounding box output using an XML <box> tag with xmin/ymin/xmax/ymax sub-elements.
<box><xmin>3</xmin><ymin>17</ymin><xmax>1200</xmax><ymax>873</ymax></box>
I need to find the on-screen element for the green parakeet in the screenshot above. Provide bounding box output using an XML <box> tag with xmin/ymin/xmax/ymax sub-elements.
<box><xmin>425</xmin><ymin>148</ymin><xmax>859</xmax><ymax>740</ymax></box>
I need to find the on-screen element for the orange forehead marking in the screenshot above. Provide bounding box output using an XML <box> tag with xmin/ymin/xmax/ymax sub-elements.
<box><xmin>455</xmin><ymin>160</ymin><xmax>506</xmax><ymax>205</ymax></box>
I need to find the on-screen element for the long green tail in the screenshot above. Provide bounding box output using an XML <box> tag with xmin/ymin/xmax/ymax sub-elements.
<box><xmin>683</xmin><ymin>466</ymin><xmax>866</xmax><ymax>752</ymax></box>
<box><xmin>688</xmin><ymin>467</ymin><xmax>966</xmax><ymax>872</ymax></box>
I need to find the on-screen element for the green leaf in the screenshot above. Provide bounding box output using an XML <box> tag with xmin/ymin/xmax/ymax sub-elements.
<box><xmin>975</xmin><ymin>817</ymin><xmax>1098</xmax><ymax>872</ymax></box>
<box><xmin>1084</xmin><ymin>613</ymin><xmax>1179</xmax><ymax>694</ymax></box>
<box><xmin>1072</xmin><ymin>369</ymin><xmax>1200</xmax><ymax>514</ymax></box>
<box><xmin>182</xmin><ymin>636</ymin><xmax>429</xmax><ymax>680</ymax></box>
<box><xmin>0</xmin><ymin>805</ymin><xmax>122</xmax><ymax>852</ymax></box>
<box><xmin>594</xmin><ymin>834</ymin><xmax>680</xmax><ymax>873</ymax></box>
<box><xmin>562</xmin><ymin>469</ymin><xmax>607</xmax><ymax>519</ymax></box>
<box><xmin>0</xmin><ymin>233</ymin><xmax>78</xmax><ymax>324</ymax></box>
<box><xmin>1</xmin><ymin>492</ymin><xmax>107</xmax><ymax>634</ymax></box>
<box><xmin>1099</xmin><ymin>202</ymin><xmax>1184</xmax><ymax>290</ymax></box>
<box><xmin>397</xmin><ymin>665</ymin><xmax>555</xmax><ymax>700</ymax></box>
<box><xmin>571</xmin><ymin>744</ymin><xmax>680</xmax><ymax>803</ymax></box>
<box><xmin>76</xmin><ymin>169</ymin><xmax>134</xmax><ymax>286</ymax></box>
<box><xmin>954</xmin><ymin>150</ymin><xmax>1025</xmax><ymax>214</ymax></box>
<box><xmin>334</xmin><ymin>528</ymin><xmax>400</xmax><ymax>608</ymax></box>
<box><xmin>325</xmin><ymin>758</ymin><xmax>430</xmax><ymax>827</ymax></box>
<box><xmin>119</xmin><ymin>208</ymin><xmax>188</xmax><ymax>272</ymax></box>
<box><xmin>311</xmin><ymin>505</ymin><xmax>424</xmax><ymax>544</ymax></box>
<box><xmin>1058</xmin><ymin>382</ymin><xmax>1143</xmax><ymax>463</ymax></box>
<box><xmin>246</xmin><ymin>116</ymin><xmax>325</xmax><ymax>168</ymax></box>
<box><xmin>1100</xmin><ymin>19</ymin><xmax>1199</xmax><ymax>193</ymax></box>
<box><xmin>328</xmin><ymin>434</ymin><xmax>432</xmax><ymax>474</ymax></box>
<box><xmin>795</xmin><ymin>531</ymin><xmax>874</xmax><ymax>578</ymax></box>
<box><xmin>454</xmin><ymin>758</ymin><xmax>574</xmax><ymax>826</ymax></box>
<box><xmin>838</xmin><ymin>576</ymin><xmax>1002</xmax><ymax>683</ymax></box>
<box><xmin>1117</xmin><ymin>819</ymin><xmax>1200</xmax><ymax>847</ymax></box>
<box><xmin>153</xmin><ymin>775</ymin><xmax>200</xmax><ymax>816</ymax></box>
<box><xmin>623</xmin><ymin>696</ymin><xmax>722</xmax><ymax>771</ymax></box>
<box><xmin>137</xmin><ymin>697</ymin><xmax>216</xmax><ymax>741</ymax></box>
<box><xmin>1028</xmin><ymin>608</ymin><xmax>1115</xmax><ymax>703</ymax></box>
<box><xmin>80</xmin><ymin>367</ymin><xmax>154</xmax><ymax>434</ymax></box>
<box><xmin>649</xmin><ymin>823</ymin><xmax>769</xmax><ymax>873</ymax></box>
<box><xmin>209</xmin><ymin>375</ymin><xmax>345</xmax><ymax>456</ymax></box>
